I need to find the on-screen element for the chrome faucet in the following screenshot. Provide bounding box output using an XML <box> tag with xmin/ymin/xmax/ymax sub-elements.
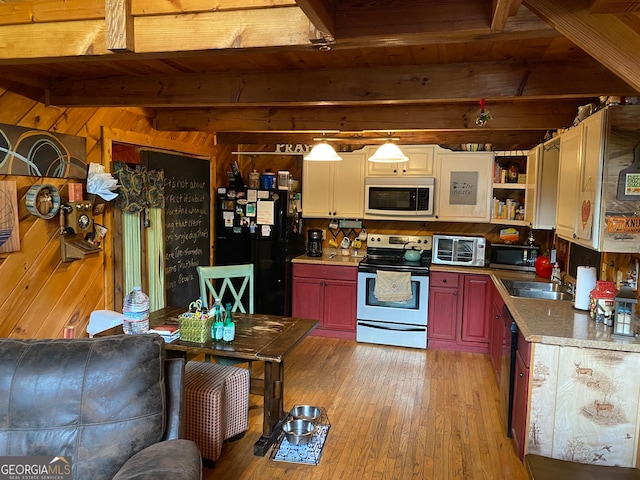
<box><xmin>563</xmin><ymin>281</ymin><xmax>576</xmax><ymax>296</ymax></box>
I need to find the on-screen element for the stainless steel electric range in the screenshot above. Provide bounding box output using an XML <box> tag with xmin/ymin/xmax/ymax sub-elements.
<box><xmin>356</xmin><ymin>233</ymin><xmax>432</xmax><ymax>349</ymax></box>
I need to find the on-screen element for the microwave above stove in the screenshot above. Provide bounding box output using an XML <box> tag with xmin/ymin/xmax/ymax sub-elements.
<box><xmin>431</xmin><ymin>235</ymin><xmax>487</xmax><ymax>267</ymax></box>
<box><xmin>364</xmin><ymin>177</ymin><xmax>434</xmax><ymax>219</ymax></box>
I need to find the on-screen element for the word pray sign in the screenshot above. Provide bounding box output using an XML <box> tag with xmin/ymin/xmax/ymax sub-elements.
<box><xmin>274</xmin><ymin>144</ymin><xmax>311</xmax><ymax>154</ymax></box>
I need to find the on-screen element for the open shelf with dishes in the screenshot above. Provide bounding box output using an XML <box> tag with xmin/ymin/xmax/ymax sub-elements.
<box><xmin>491</xmin><ymin>151</ymin><xmax>528</xmax><ymax>225</ymax></box>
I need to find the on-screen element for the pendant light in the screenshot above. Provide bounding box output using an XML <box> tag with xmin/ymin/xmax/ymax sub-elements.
<box><xmin>368</xmin><ymin>141</ymin><xmax>408</xmax><ymax>163</ymax></box>
<box><xmin>304</xmin><ymin>140</ymin><xmax>342</xmax><ymax>161</ymax></box>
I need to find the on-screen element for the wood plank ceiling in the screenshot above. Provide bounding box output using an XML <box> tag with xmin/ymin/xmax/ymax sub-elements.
<box><xmin>0</xmin><ymin>0</ymin><xmax>638</xmax><ymax>150</ymax></box>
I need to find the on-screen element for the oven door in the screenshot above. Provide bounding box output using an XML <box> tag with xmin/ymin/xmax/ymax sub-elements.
<box><xmin>356</xmin><ymin>271</ymin><xmax>429</xmax><ymax>325</ymax></box>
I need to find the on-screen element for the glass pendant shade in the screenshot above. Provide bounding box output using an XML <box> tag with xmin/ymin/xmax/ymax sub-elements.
<box><xmin>368</xmin><ymin>142</ymin><xmax>408</xmax><ymax>163</ymax></box>
<box><xmin>304</xmin><ymin>141</ymin><xmax>342</xmax><ymax>161</ymax></box>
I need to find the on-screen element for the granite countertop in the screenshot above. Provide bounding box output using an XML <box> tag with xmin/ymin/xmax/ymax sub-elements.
<box><xmin>487</xmin><ymin>269</ymin><xmax>640</xmax><ymax>354</ymax></box>
<box><xmin>292</xmin><ymin>249</ymin><xmax>365</xmax><ymax>266</ymax></box>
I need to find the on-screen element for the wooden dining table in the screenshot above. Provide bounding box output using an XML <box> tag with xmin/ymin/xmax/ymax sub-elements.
<box><xmin>146</xmin><ymin>306</ymin><xmax>318</xmax><ymax>456</ymax></box>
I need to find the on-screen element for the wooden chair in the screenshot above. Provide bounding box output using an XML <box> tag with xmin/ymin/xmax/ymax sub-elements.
<box><xmin>196</xmin><ymin>264</ymin><xmax>255</xmax><ymax>374</ymax></box>
<box><xmin>197</xmin><ymin>264</ymin><xmax>254</xmax><ymax>313</ymax></box>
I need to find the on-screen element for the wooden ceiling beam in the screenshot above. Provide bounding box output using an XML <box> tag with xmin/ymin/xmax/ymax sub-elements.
<box><xmin>492</xmin><ymin>0</ymin><xmax>523</xmax><ymax>31</ymax></box>
<box><xmin>0</xmin><ymin>1</ymin><xmax>559</xmax><ymax>61</ymax></box>
<box><xmin>0</xmin><ymin>6</ymin><xmax>311</xmax><ymax>59</ymax></box>
<box><xmin>0</xmin><ymin>0</ymin><xmax>297</xmax><ymax>26</ymax></box>
<box><xmin>131</xmin><ymin>0</ymin><xmax>297</xmax><ymax>16</ymax></box>
<box><xmin>105</xmin><ymin>0</ymin><xmax>134</xmax><ymax>52</ymax></box>
<box><xmin>525</xmin><ymin>0</ymin><xmax>640</xmax><ymax>92</ymax></box>
<box><xmin>215</xmin><ymin>130</ymin><xmax>547</xmax><ymax>150</ymax></box>
<box><xmin>0</xmin><ymin>0</ymin><xmax>104</xmax><ymax>26</ymax></box>
<box><xmin>133</xmin><ymin>6</ymin><xmax>310</xmax><ymax>54</ymax></box>
<box><xmin>334</xmin><ymin>0</ymin><xmax>489</xmax><ymax>41</ymax></box>
<box><xmin>154</xmin><ymin>100</ymin><xmax>584</xmax><ymax>133</ymax></box>
<box><xmin>295</xmin><ymin>0</ymin><xmax>337</xmax><ymax>39</ymax></box>
<box><xmin>588</xmin><ymin>0</ymin><xmax>640</xmax><ymax>13</ymax></box>
<box><xmin>48</xmin><ymin>59</ymin><xmax>634</xmax><ymax>107</ymax></box>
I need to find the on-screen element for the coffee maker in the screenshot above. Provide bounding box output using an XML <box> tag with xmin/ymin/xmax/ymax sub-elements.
<box><xmin>306</xmin><ymin>229</ymin><xmax>323</xmax><ymax>257</ymax></box>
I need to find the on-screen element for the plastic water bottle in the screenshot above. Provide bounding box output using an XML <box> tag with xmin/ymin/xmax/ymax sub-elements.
<box><xmin>212</xmin><ymin>298</ymin><xmax>225</xmax><ymax>341</ymax></box>
<box><xmin>123</xmin><ymin>286</ymin><xmax>150</xmax><ymax>334</ymax></box>
<box><xmin>223</xmin><ymin>302</ymin><xmax>235</xmax><ymax>343</ymax></box>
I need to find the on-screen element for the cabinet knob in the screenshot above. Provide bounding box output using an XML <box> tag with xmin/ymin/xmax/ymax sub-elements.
<box><xmin>453</xmin><ymin>292</ymin><xmax>457</xmax><ymax>296</ymax></box>
<box><xmin>495</xmin><ymin>315</ymin><xmax>500</xmax><ymax>319</ymax></box>
<box><xmin>402</xmin><ymin>169</ymin><xmax>407</xmax><ymax>173</ymax></box>
<box><xmin>442</xmin><ymin>279</ymin><xmax>447</xmax><ymax>283</ymax></box>
<box><xmin>519</xmin><ymin>372</ymin><xmax>524</xmax><ymax>378</ymax></box>
<box><xmin>573</xmin><ymin>233</ymin><xmax>577</xmax><ymax>239</ymax></box>
<box><xmin>393</xmin><ymin>169</ymin><xmax>397</xmax><ymax>173</ymax></box>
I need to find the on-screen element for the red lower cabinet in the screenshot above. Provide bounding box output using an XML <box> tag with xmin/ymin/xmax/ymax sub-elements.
<box><xmin>292</xmin><ymin>263</ymin><xmax>357</xmax><ymax>340</ymax></box>
<box><xmin>428</xmin><ymin>272</ymin><xmax>491</xmax><ymax>353</ymax></box>
<box><xmin>511</xmin><ymin>335</ymin><xmax>531</xmax><ymax>460</ymax></box>
<box><xmin>458</xmin><ymin>274</ymin><xmax>491</xmax><ymax>349</ymax></box>
<box><xmin>488</xmin><ymin>286</ymin><xmax>504</xmax><ymax>383</ymax></box>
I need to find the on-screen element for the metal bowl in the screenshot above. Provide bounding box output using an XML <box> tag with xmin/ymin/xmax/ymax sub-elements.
<box><xmin>282</xmin><ymin>419</ymin><xmax>315</xmax><ymax>445</ymax></box>
<box><xmin>290</xmin><ymin>405</ymin><xmax>322</xmax><ymax>423</ymax></box>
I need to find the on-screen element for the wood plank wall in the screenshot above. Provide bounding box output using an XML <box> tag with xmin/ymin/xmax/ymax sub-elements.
<box><xmin>0</xmin><ymin>85</ymin><xmax>215</xmax><ymax>339</ymax></box>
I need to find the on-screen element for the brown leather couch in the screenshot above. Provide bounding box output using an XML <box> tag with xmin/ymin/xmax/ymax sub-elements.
<box><xmin>0</xmin><ymin>334</ymin><xmax>202</xmax><ymax>480</ymax></box>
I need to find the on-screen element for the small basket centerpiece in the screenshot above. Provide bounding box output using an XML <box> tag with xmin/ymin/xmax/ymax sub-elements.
<box><xmin>178</xmin><ymin>300</ymin><xmax>211</xmax><ymax>343</ymax></box>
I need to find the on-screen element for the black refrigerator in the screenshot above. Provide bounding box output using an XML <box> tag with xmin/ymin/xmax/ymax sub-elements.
<box><xmin>214</xmin><ymin>190</ymin><xmax>304</xmax><ymax>316</ymax></box>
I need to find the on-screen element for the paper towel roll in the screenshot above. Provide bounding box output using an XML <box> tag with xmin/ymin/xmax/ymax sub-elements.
<box><xmin>575</xmin><ymin>266</ymin><xmax>597</xmax><ymax>310</ymax></box>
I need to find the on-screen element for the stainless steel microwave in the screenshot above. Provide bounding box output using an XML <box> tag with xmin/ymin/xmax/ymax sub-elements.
<box><xmin>489</xmin><ymin>243</ymin><xmax>540</xmax><ymax>272</ymax></box>
<box><xmin>364</xmin><ymin>177</ymin><xmax>435</xmax><ymax>218</ymax></box>
<box><xmin>431</xmin><ymin>235</ymin><xmax>487</xmax><ymax>267</ymax></box>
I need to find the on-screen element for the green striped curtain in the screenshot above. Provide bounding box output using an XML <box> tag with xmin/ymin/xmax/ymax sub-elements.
<box><xmin>146</xmin><ymin>207</ymin><xmax>165</xmax><ymax>311</ymax></box>
<box><xmin>122</xmin><ymin>209</ymin><xmax>166</xmax><ymax>311</ymax></box>
<box><xmin>123</xmin><ymin>212</ymin><xmax>142</xmax><ymax>295</ymax></box>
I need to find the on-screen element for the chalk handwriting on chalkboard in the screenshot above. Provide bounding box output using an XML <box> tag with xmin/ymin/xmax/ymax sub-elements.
<box><xmin>145</xmin><ymin>151</ymin><xmax>210</xmax><ymax>308</ymax></box>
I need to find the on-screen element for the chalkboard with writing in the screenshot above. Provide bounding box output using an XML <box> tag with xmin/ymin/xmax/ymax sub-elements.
<box><xmin>145</xmin><ymin>151</ymin><xmax>210</xmax><ymax>308</ymax></box>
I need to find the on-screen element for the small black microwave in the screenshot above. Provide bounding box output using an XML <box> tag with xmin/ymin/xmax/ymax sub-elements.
<box><xmin>489</xmin><ymin>243</ymin><xmax>541</xmax><ymax>272</ymax></box>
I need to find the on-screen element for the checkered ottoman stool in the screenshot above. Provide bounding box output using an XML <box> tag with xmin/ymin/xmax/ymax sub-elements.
<box><xmin>184</xmin><ymin>361</ymin><xmax>250</xmax><ymax>463</ymax></box>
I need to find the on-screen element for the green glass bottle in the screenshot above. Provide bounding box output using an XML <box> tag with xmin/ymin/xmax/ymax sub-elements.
<box><xmin>222</xmin><ymin>302</ymin><xmax>235</xmax><ymax>343</ymax></box>
<box><xmin>212</xmin><ymin>298</ymin><xmax>224</xmax><ymax>341</ymax></box>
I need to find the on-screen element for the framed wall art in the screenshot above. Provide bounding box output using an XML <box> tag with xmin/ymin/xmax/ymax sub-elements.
<box><xmin>0</xmin><ymin>181</ymin><xmax>20</xmax><ymax>253</ymax></box>
<box><xmin>0</xmin><ymin>123</ymin><xmax>87</xmax><ymax>178</ymax></box>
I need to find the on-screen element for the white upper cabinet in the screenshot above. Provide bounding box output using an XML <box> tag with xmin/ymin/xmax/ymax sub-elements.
<box><xmin>366</xmin><ymin>145</ymin><xmax>434</xmax><ymax>177</ymax></box>
<box><xmin>555</xmin><ymin>105</ymin><xmax>640</xmax><ymax>253</ymax></box>
<box><xmin>556</xmin><ymin>123</ymin><xmax>583</xmax><ymax>241</ymax></box>
<box><xmin>434</xmin><ymin>151</ymin><xmax>493</xmax><ymax>222</ymax></box>
<box><xmin>524</xmin><ymin>138</ymin><xmax>560</xmax><ymax>230</ymax></box>
<box><xmin>302</xmin><ymin>149</ymin><xmax>366</xmax><ymax>219</ymax></box>
<box><xmin>556</xmin><ymin>110</ymin><xmax>604</xmax><ymax>248</ymax></box>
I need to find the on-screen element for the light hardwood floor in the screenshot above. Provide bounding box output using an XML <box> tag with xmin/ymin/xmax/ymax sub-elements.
<box><xmin>203</xmin><ymin>337</ymin><xmax>529</xmax><ymax>480</ymax></box>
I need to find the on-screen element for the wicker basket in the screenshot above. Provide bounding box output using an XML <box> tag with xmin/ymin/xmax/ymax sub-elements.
<box><xmin>179</xmin><ymin>313</ymin><xmax>212</xmax><ymax>343</ymax></box>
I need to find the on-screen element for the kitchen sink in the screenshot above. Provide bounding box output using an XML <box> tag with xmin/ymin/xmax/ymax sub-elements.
<box><xmin>501</xmin><ymin>279</ymin><xmax>573</xmax><ymax>301</ymax></box>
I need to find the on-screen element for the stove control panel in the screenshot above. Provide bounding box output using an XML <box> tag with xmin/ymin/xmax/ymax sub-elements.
<box><xmin>366</xmin><ymin>233</ymin><xmax>432</xmax><ymax>250</ymax></box>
